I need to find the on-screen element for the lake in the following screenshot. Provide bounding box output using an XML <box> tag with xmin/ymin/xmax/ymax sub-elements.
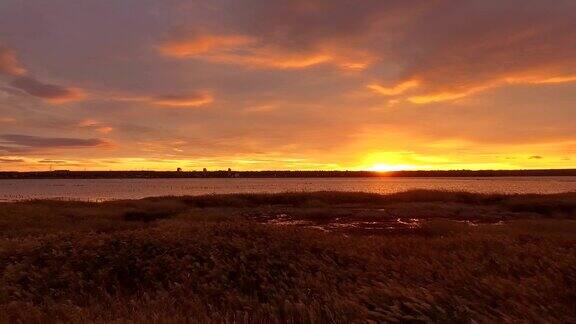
<box><xmin>1</xmin><ymin>176</ymin><xmax>576</xmax><ymax>202</ymax></box>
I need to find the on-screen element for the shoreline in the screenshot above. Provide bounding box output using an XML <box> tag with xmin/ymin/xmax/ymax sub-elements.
<box><xmin>1</xmin><ymin>168</ymin><xmax>576</xmax><ymax>179</ymax></box>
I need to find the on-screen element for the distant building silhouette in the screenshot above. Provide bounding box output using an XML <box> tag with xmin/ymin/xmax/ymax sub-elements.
<box><xmin>176</xmin><ymin>167</ymin><xmax>182</xmax><ymax>172</ymax></box>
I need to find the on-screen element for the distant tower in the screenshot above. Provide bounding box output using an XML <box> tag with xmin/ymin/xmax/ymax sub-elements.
<box><xmin>227</xmin><ymin>168</ymin><xmax>232</xmax><ymax>172</ymax></box>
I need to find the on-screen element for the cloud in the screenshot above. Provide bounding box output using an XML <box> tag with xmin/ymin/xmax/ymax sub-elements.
<box><xmin>78</xmin><ymin>119</ymin><xmax>114</xmax><ymax>134</ymax></box>
<box><xmin>0</xmin><ymin>117</ymin><xmax>16</xmax><ymax>123</ymax></box>
<box><xmin>197</xmin><ymin>0</ymin><xmax>423</xmax><ymax>71</ymax></box>
<box><xmin>210</xmin><ymin>46</ymin><xmax>335</xmax><ymax>69</ymax></box>
<box><xmin>161</xmin><ymin>1</ymin><xmax>576</xmax><ymax>98</ymax></box>
<box><xmin>0</xmin><ymin>134</ymin><xmax>110</xmax><ymax>150</ymax></box>
<box><xmin>113</xmin><ymin>91</ymin><xmax>214</xmax><ymax>108</ymax></box>
<box><xmin>159</xmin><ymin>29</ymin><xmax>373</xmax><ymax>70</ymax></box>
<box><xmin>0</xmin><ymin>157</ymin><xmax>24</xmax><ymax>163</ymax></box>
<box><xmin>0</xmin><ymin>43</ymin><xmax>26</xmax><ymax>76</ymax></box>
<box><xmin>151</xmin><ymin>92</ymin><xmax>214</xmax><ymax>107</ymax></box>
<box><xmin>159</xmin><ymin>32</ymin><xmax>253</xmax><ymax>57</ymax></box>
<box><xmin>96</xmin><ymin>126</ymin><xmax>114</xmax><ymax>134</ymax></box>
<box><xmin>38</xmin><ymin>159</ymin><xmax>68</xmax><ymax>164</ymax></box>
<box><xmin>10</xmin><ymin>76</ymin><xmax>85</xmax><ymax>103</ymax></box>
<box><xmin>367</xmin><ymin>80</ymin><xmax>421</xmax><ymax>96</ymax></box>
<box><xmin>375</xmin><ymin>0</ymin><xmax>576</xmax><ymax>103</ymax></box>
<box><xmin>407</xmin><ymin>85</ymin><xmax>490</xmax><ymax>104</ymax></box>
<box><xmin>78</xmin><ymin>119</ymin><xmax>100</xmax><ymax>128</ymax></box>
<box><xmin>0</xmin><ymin>43</ymin><xmax>85</xmax><ymax>103</ymax></box>
<box><xmin>244</xmin><ymin>104</ymin><xmax>278</xmax><ymax>113</ymax></box>
<box><xmin>529</xmin><ymin>155</ymin><xmax>543</xmax><ymax>160</ymax></box>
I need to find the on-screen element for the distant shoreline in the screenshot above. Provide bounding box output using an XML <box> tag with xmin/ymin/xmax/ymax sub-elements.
<box><xmin>1</xmin><ymin>169</ymin><xmax>575</xmax><ymax>179</ymax></box>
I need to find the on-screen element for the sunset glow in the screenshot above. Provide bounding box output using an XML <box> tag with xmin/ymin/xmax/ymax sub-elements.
<box><xmin>1</xmin><ymin>0</ymin><xmax>575</xmax><ymax>171</ymax></box>
<box><xmin>368</xmin><ymin>164</ymin><xmax>416</xmax><ymax>173</ymax></box>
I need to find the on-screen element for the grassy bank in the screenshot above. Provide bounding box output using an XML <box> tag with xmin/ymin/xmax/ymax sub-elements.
<box><xmin>1</xmin><ymin>190</ymin><xmax>575</xmax><ymax>322</ymax></box>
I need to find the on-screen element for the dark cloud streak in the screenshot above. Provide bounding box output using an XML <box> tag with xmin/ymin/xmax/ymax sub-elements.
<box><xmin>10</xmin><ymin>77</ymin><xmax>85</xmax><ymax>103</ymax></box>
<box><xmin>0</xmin><ymin>134</ymin><xmax>109</xmax><ymax>149</ymax></box>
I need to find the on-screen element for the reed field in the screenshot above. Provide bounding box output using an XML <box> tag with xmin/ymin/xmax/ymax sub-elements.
<box><xmin>1</xmin><ymin>190</ymin><xmax>575</xmax><ymax>322</ymax></box>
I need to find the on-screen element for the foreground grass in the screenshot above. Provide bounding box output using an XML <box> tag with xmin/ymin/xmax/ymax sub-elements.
<box><xmin>1</xmin><ymin>190</ymin><xmax>576</xmax><ymax>322</ymax></box>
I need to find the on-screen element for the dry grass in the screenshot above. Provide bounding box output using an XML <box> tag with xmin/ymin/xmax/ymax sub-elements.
<box><xmin>1</xmin><ymin>190</ymin><xmax>575</xmax><ymax>322</ymax></box>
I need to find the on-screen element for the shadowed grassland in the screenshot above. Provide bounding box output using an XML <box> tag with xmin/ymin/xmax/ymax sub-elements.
<box><xmin>1</xmin><ymin>190</ymin><xmax>575</xmax><ymax>322</ymax></box>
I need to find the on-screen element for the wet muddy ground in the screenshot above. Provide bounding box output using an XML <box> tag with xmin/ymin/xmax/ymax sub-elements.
<box><xmin>242</xmin><ymin>202</ymin><xmax>518</xmax><ymax>235</ymax></box>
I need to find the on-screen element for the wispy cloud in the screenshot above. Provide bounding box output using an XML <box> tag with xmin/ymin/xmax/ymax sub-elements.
<box><xmin>0</xmin><ymin>134</ymin><xmax>111</xmax><ymax>152</ymax></box>
<box><xmin>151</xmin><ymin>92</ymin><xmax>214</xmax><ymax>107</ymax></box>
<box><xmin>0</xmin><ymin>43</ymin><xmax>26</xmax><ymax>76</ymax></box>
<box><xmin>78</xmin><ymin>119</ymin><xmax>114</xmax><ymax>134</ymax></box>
<box><xmin>0</xmin><ymin>157</ymin><xmax>24</xmax><ymax>163</ymax></box>
<box><xmin>0</xmin><ymin>117</ymin><xmax>16</xmax><ymax>123</ymax></box>
<box><xmin>0</xmin><ymin>43</ymin><xmax>85</xmax><ymax>104</ymax></box>
<box><xmin>371</xmin><ymin>1</ymin><xmax>576</xmax><ymax>103</ymax></box>
<box><xmin>367</xmin><ymin>80</ymin><xmax>421</xmax><ymax>96</ymax></box>
<box><xmin>159</xmin><ymin>29</ymin><xmax>372</xmax><ymax>70</ymax></box>
<box><xmin>113</xmin><ymin>91</ymin><xmax>214</xmax><ymax>108</ymax></box>
<box><xmin>10</xmin><ymin>77</ymin><xmax>85</xmax><ymax>103</ymax></box>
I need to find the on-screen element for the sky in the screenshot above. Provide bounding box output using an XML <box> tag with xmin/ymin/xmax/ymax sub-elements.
<box><xmin>1</xmin><ymin>0</ymin><xmax>575</xmax><ymax>171</ymax></box>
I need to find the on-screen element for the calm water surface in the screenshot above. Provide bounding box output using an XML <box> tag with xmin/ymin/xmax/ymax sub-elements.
<box><xmin>1</xmin><ymin>177</ymin><xmax>576</xmax><ymax>202</ymax></box>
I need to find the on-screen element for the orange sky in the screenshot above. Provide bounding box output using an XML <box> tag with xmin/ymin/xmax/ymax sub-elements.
<box><xmin>0</xmin><ymin>0</ymin><xmax>575</xmax><ymax>171</ymax></box>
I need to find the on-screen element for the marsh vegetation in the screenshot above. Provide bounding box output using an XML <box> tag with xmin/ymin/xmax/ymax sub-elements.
<box><xmin>1</xmin><ymin>190</ymin><xmax>575</xmax><ymax>322</ymax></box>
